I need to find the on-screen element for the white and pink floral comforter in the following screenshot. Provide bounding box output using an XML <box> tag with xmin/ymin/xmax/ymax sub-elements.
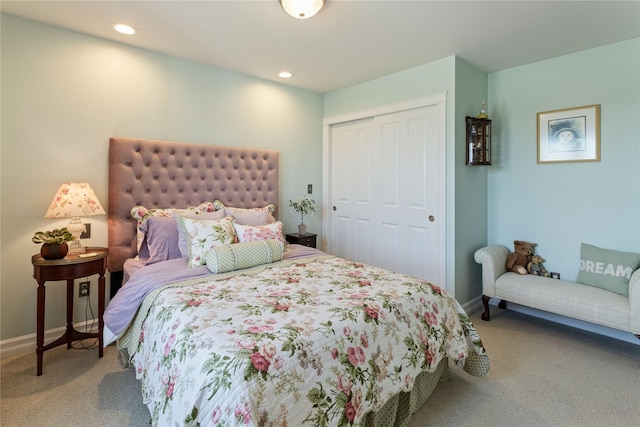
<box><xmin>117</xmin><ymin>254</ymin><xmax>489</xmax><ymax>426</ymax></box>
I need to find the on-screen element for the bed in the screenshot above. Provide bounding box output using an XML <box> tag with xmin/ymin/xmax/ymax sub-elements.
<box><xmin>104</xmin><ymin>136</ymin><xmax>490</xmax><ymax>426</ymax></box>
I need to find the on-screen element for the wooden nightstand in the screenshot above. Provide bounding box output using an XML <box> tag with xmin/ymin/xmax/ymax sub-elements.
<box><xmin>31</xmin><ymin>247</ymin><xmax>108</xmax><ymax>376</ymax></box>
<box><xmin>285</xmin><ymin>232</ymin><xmax>317</xmax><ymax>248</ymax></box>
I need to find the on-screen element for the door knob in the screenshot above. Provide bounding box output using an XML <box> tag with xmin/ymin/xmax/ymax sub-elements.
<box><xmin>428</xmin><ymin>215</ymin><xmax>435</xmax><ymax>222</ymax></box>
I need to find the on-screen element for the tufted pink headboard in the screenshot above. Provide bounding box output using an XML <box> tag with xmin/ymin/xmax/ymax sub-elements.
<box><xmin>108</xmin><ymin>137</ymin><xmax>279</xmax><ymax>274</ymax></box>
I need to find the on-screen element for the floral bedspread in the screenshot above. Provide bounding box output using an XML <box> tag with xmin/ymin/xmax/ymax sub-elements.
<box><xmin>121</xmin><ymin>255</ymin><xmax>489</xmax><ymax>426</ymax></box>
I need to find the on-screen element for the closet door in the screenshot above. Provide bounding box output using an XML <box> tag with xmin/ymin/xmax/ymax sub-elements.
<box><xmin>331</xmin><ymin>116</ymin><xmax>379</xmax><ymax>265</ymax></box>
<box><xmin>329</xmin><ymin>104</ymin><xmax>445</xmax><ymax>287</ymax></box>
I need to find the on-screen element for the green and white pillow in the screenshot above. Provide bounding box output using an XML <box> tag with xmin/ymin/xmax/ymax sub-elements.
<box><xmin>175</xmin><ymin>215</ymin><xmax>238</xmax><ymax>268</ymax></box>
<box><xmin>205</xmin><ymin>239</ymin><xmax>284</xmax><ymax>274</ymax></box>
<box><xmin>576</xmin><ymin>243</ymin><xmax>640</xmax><ymax>297</ymax></box>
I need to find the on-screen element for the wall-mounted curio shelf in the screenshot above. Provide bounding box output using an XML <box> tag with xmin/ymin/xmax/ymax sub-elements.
<box><xmin>466</xmin><ymin>116</ymin><xmax>491</xmax><ymax>166</ymax></box>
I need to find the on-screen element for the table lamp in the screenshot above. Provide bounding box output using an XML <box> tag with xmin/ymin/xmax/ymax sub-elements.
<box><xmin>44</xmin><ymin>182</ymin><xmax>105</xmax><ymax>255</ymax></box>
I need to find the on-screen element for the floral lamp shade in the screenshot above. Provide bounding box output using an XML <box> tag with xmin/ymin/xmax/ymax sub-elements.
<box><xmin>45</xmin><ymin>182</ymin><xmax>105</xmax><ymax>218</ymax></box>
<box><xmin>44</xmin><ymin>183</ymin><xmax>105</xmax><ymax>254</ymax></box>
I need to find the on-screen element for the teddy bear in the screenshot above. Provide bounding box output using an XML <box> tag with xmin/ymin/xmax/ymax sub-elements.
<box><xmin>505</xmin><ymin>240</ymin><xmax>537</xmax><ymax>275</ymax></box>
<box><xmin>527</xmin><ymin>254</ymin><xmax>550</xmax><ymax>277</ymax></box>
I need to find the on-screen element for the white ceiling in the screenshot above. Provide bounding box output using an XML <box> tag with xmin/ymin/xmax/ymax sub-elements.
<box><xmin>2</xmin><ymin>1</ymin><xmax>639</xmax><ymax>93</ymax></box>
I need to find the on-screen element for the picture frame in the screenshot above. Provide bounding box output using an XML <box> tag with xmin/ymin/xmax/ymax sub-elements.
<box><xmin>537</xmin><ymin>104</ymin><xmax>600</xmax><ymax>164</ymax></box>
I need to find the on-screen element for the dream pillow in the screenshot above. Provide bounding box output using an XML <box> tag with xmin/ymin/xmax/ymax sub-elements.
<box><xmin>576</xmin><ymin>243</ymin><xmax>640</xmax><ymax>297</ymax></box>
<box><xmin>175</xmin><ymin>215</ymin><xmax>238</xmax><ymax>268</ymax></box>
<box><xmin>205</xmin><ymin>239</ymin><xmax>284</xmax><ymax>274</ymax></box>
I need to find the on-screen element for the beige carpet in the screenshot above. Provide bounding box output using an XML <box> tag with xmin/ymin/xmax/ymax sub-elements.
<box><xmin>1</xmin><ymin>309</ymin><xmax>638</xmax><ymax>427</ymax></box>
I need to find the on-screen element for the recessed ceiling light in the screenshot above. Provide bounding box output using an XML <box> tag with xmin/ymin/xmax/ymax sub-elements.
<box><xmin>279</xmin><ymin>71</ymin><xmax>293</xmax><ymax>79</ymax></box>
<box><xmin>112</xmin><ymin>23</ymin><xmax>137</xmax><ymax>35</ymax></box>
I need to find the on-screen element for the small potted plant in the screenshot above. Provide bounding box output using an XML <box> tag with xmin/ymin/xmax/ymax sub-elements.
<box><xmin>289</xmin><ymin>195</ymin><xmax>316</xmax><ymax>235</ymax></box>
<box><xmin>32</xmin><ymin>228</ymin><xmax>75</xmax><ymax>260</ymax></box>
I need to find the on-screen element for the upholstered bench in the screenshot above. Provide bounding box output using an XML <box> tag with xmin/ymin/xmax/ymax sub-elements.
<box><xmin>474</xmin><ymin>245</ymin><xmax>640</xmax><ymax>340</ymax></box>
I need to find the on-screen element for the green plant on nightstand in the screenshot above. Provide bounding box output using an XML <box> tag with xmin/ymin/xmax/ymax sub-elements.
<box><xmin>32</xmin><ymin>227</ymin><xmax>74</xmax><ymax>260</ymax></box>
<box><xmin>289</xmin><ymin>195</ymin><xmax>316</xmax><ymax>235</ymax></box>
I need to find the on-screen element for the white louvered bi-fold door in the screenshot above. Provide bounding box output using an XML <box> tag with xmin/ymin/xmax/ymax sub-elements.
<box><xmin>330</xmin><ymin>105</ymin><xmax>445</xmax><ymax>287</ymax></box>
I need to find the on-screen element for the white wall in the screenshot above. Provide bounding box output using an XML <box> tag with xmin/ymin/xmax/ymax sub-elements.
<box><xmin>0</xmin><ymin>14</ymin><xmax>324</xmax><ymax>342</ymax></box>
<box><xmin>487</xmin><ymin>38</ymin><xmax>640</xmax><ymax>280</ymax></box>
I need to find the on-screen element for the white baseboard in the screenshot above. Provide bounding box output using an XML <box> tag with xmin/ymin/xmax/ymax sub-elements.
<box><xmin>461</xmin><ymin>295</ymin><xmax>484</xmax><ymax>316</ymax></box>
<box><xmin>484</xmin><ymin>299</ymin><xmax>640</xmax><ymax>346</ymax></box>
<box><xmin>0</xmin><ymin>320</ymin><xmax>98</xmax><ymax>360</ymax></box>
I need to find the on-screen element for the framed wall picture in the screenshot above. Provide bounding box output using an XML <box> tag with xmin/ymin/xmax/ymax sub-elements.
<box><xmin>537</xmin><ymin>104</ymin><xmax>600</xmax><ymax>163</ymax></box>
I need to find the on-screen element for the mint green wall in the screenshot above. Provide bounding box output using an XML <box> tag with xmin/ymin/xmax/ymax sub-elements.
<box><xmin>453</xmin><ymin>58</ymin><xmax>489</xmax><ymax>304</ymax></box>
<box><xmin>3</xmin><ymin>12</ymin><xmax>636</xmax><ymax>346</ymax></box>
<box><xmin>324</xmin><ymin>57</ymin><xmax>455</xmax><ymax>117</ymax></box>
<box><xmin>324</xmin><ymin>56</ymin><xmax>489</xmax><ymax>302</ymax></box>
<box><xmin>0</xmin><ymin>14</ymin><xmax>323</xmax><ymax>342</ymax></box>
<box><xmin>487</xmin><ymin>38</ymin><xmax>640</xmax><ymax>281</ymax></box>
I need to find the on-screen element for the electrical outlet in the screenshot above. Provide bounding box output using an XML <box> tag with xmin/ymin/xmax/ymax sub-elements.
<box><xmin>79</xmin><ymin>281</ymin><xmax>90</xmax><ymax>297</ymax></box>
<box><xmin>307</xmin><ymin>184</ymin><xmax>312</xmax><ymax>194</ymax></box>
<box><xmin>80</xmin><ymin>223</ymin><xmax>91</xmax><ymax>239</ymax></box>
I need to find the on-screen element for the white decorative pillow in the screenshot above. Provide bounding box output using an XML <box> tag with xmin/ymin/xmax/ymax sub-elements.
<box><xmin>174</xmin><ymin>210</ymin><xmax>227</xmax><ymax>257</ymax></box>
<box><xmin>175</xmin><ymin>215</ymin><xmax>238</xmax><ymax>268</ymax></box>
<box><xmin>225</xmin><ymin>208</ymin><xmax>270</xmax><ymax>225</ymax></box>
<box><xmin>205</xmin><ymin>239</ymin><xmax>284</xmax><ymax>274</ymax></box>
<box><xmin>214</xmin><ymin>200</ymin><xmax>276</xmax><ymax>225</ymax></box>
<box><xmin>232</xmin><ymin>221</ymin><xmax>286</xmax><ymax>246</ymax></box>
<box><xmin>131</xmin><ymin>202</ymin><xmax>217</xmax><ymax>256</ymax></box>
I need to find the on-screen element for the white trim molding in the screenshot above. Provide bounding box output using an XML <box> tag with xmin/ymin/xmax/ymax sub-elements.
<box><xmin>0</xmin><ymin>320</ymin><xmax>99</xmax><ymax>359</ymax></box>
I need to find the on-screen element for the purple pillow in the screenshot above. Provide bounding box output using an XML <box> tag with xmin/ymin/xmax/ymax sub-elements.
<box><xmin>138</xmin><ymin>217</ymin><xmax>182</xmax><ymax>265</ymax></box>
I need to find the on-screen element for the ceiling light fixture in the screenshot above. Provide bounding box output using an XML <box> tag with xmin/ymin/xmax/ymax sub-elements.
<box><xmin>279</xmin><ymin>0</ymin><xmax>326</xmax><ymax>19</ymax></box>
<box><xmin>112</xmin><ymin>23</ymin><xmax>137</xmax><ymax>35</ymax></box>
<box><xmin>279</xmin><ymin>71</ymin><xmax>293</xmax><ymax>78</ymax></box>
